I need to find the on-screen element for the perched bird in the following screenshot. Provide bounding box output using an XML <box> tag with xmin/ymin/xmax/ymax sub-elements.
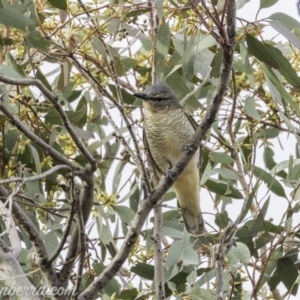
<box><xmin>134</xmin><ymin>83</ymin><xmax>204</xmax><ymax>234</ymax></box>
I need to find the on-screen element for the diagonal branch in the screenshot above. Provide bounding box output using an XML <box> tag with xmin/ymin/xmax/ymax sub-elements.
<box><xmin>0</xmin><ymin>185</ymin><xmax>59</xmax><ymax>290</ymax></box>
<box><xmin>0</xmin><ymin>74</ymin><xmax>97</xmax><ymax>171</ymax></box>
<box><xmin>78</xmin><ymin>0</ymin><xmax>236</xmax><ymax>298</ymax></box>
<box><xmin>0</xmin><ymin>101</ymin><xmax>81</xmax><ymax>172</ymax></box>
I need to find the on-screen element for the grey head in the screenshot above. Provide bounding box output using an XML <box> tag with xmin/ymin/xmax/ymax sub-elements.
<box><xmin>133</xmin><ymin>84</ymin><xmax>181</xmax><ymax>111</ymax></box>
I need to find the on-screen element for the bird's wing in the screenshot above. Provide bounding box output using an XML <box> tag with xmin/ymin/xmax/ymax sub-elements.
<box><xmin>183</xmin><ymin>110</ymin><xmax>202</xmax><ymax>170</ymax></box>
<box><xmin>143</xmin><ymin>129</ymin><xmax>164</xmax><ymax>182</ymax></box>
<box><xmin>183</xmin><ymin>109</ymin><xmax>198</xmax><ymax>130</ymax></box>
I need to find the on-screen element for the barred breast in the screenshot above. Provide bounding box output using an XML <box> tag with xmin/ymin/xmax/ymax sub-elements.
<box><xmin>144</xmin><ymin>108</ymin><xmax>199</xmax><ymax>172</ymax></box>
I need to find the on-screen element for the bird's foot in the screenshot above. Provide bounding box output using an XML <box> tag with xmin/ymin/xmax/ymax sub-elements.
<box><xmin>183</xmin><ymin>140</ymin><xmax>197</xmax><ymax>153</ymax></box>
<box><xmin>166</xmin><ymin>160</ymin><xmax>174</xmax><ymax>180</ymax></box>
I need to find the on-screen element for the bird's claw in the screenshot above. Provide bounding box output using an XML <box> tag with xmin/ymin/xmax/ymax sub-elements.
<box><xmin>166</xmin><ymin>160</ymin><xmax>174</xmax><ymax>180</ymax></box>
<box><xmin>183</xmin><ymin>141</ymin><xmax>197</xmax><ymax>153</ymax></box>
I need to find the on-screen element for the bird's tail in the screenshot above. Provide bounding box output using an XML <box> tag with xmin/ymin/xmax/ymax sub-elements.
<box><xmin>181</xmin><ymin>208</ymin><xmax>204</xmax><ymax>235</ymax></box>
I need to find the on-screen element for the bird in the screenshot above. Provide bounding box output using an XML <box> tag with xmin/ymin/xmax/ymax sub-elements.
<box><xmin>133</xmin><ymin>83</ymin><xmax>204</xmax><ymax>235</ymax></box>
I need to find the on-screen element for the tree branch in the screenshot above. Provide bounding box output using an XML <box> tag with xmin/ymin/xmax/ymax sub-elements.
<box><xmin>215</xmin><ymin>222</ymin><xmax>237</xmax><ymax>300</ymax></box>
<box><xmin>78</xmin><ymin>0</ymin><xmax>236</xmax><ymax>298</ymax></box>
<box><xmin>0</xmin><ymin>74</ymin><xmax>97</xmax><ymax>171</ymax></box>
<box><xmin>59</xmin><ymin>174</ymin><xmax>94</xmax><ymax>286</ymax></box>
<box><xmin>0</xmin><ymin>100</ymin><xmax>81</xmax><ymax>172</ymax></box>
<box><xmin>0</xmin><ymin>185</ymin><xmax>60</xmax><ymax>293</ymax></box>
<box><xmin>0</xmin><ymin>246</ymin><xmax>43</xmax><ymax>300</ymax></box>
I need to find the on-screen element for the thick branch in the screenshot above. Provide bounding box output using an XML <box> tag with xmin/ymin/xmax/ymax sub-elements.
<box><xmin>78</xmin><ymin>1</ymin><xmax>236</xmax><ymax>298</ymax></box>
<box><xmin>0</xmin><ymin>247</ymin><xmax>42</xmax><ymax>300</ymax></box>
<box><xmin>0</xmin><ymin>185</ymin><xmax>59</xmax><ymax>291</ymax></box>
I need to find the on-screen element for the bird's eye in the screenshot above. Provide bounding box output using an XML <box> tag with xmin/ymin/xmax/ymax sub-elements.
<box><xmin>155</xmin><ymin>98</ymin><xmax>164</xmax><ymax>102</ymax></box>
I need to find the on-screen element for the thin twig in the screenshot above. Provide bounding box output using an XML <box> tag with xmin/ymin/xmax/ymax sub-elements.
<box><xmin>71</xmin><ymin>176</ymin><xmax>86</xmax><ymax>300</ymax></box>
<box><xmin>180</xmin><ymin>71</ymin><xmax>211</xmax><ymax>106</ymax></box>
<box><xmin>47</xmin><ymin>179</ymin><xmax>79</xmax><ymax>264</ymax></box>
<box><xmin>0</xmin><ymin>74</ymin><xmax>97</xmax><ymax>171</ymax></box>
<box><xmin>148</xmin><ymin>0</ymin><xmax>165</xmax><ymax>297</ymax></box>
<box><xmin>0</xmin><ymin>165</ymin><xmax>71</xmax><ymax>185</ymax></box>
<box><xmin>69</xmin><ymin>56</ymin><xmax>151</xmax><ymax>192</ymax></box>
<box><xmin>78</xmin><ymin>0</ymin><xmax>236</xmax><ymax>297</ymax></box>
<box><xmin>0</xmin><ymin>94</ymin><xmax>82</xmax><ymax>172</ymax></box>
<box><xmin>215</xmin><ymin>223</ymin><xmax>237</xmax><ymax>300</ymax></box>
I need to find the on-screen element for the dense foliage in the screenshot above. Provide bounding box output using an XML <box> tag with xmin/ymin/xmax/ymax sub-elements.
<box><xmin>0</xmin><ymin>0</ymin><xmax>300</xmax><ymax>299</ymax></box>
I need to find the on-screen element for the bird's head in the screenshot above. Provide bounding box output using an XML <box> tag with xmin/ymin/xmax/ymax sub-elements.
<box><xmin>133</xmin><ymin>84</ymin><xmax>180</xmax><ymax>112</ymax></box>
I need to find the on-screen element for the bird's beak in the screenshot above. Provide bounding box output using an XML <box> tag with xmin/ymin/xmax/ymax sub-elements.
<box><xmin>133</xmin><ymin>93</ymin><xmax>149</xmax><ymax>100</ymax></box>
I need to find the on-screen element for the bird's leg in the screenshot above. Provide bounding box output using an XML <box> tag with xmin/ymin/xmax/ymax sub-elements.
<box><xmin>166</xmin><ymin>160</ymin><xmax>174</xmax><ymax>180</ymax></box>
<box><xmin>183</xmin><ymin>140</ymin><xmax>197</xmax><ymax>154</ymax></box>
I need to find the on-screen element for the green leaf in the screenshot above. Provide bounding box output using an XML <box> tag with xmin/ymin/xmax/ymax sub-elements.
<box><xmin>155</xmin><ymin>23</ymin><xmax>171</xmax><ymax>82</ymax></box>
<box><xmin>265</xmin><ymin>45</ymin><xmax>300</xmax><ymax>91</ymax></box>
<box><xmin>259</xmin><ymin>0</ymin><xmax>278</xmax><ymax>9</ymax></box>
<box><xmin>252</xmin><ymin>166</ymin><xmax>286</xmax><ymax>198</ymax></box>
<box><xmin>28</xmin><ymin>145</ymin><xmax>41</xmax><ymax>174</ymax></box>
<box><xmin>256</xmin><ymin>127</ymin><xmax>280</xmax><ymax>139</ymax></box>
<box><xmin>227</xmin><ymin>242</ymin><xmax>251</xmax><ymax>265</ymax></box>
<box><xmin>44</xmin><ymin>231</ymin><xmax>58</xmax><ymax>258</ymax></box>
<box><xmin>210</xmin><ymin>168</ymin><xmax>240</xmax><ymax>180</ymax></box>
<box><xmin>269</xmin><ymin>13</ymin><xmax>300</xmax><ymax>31</ymax></box>
<box><xmin>120</xmin><ymin>288</ymin><xmax>138</xmax><ymax>300</ymax></box>
<box><xmin>44</xmin><ymin>105</ymin><xmax>86</xmax><ymax>126</ymax></box>
<box><xmin>269</xmin><ymin>20</ymin><xmax>300</xmax><ymax>51</ymax></box>
<box><xmin>24</xmin><ymin>169</ymin><xmax>40</xmax><ymax>198</ymax></box>
<box><xmin>215</xmin><ymin>211</ymin><xmax>229</xmax><ymax>229</ymax></box>
<box><xmin>165</xmin><ymin>69</ymin><xmax>199</xmax><ymax>109</ymax></box>
<box><xmin>237</xmin><ymin>0</ymin><xmax>251</xmax><ymax>10</ymax></box>
<box><xmin>240</xmin><ymin>43</ymin><xmax>255</xmax><ymax>88</ymax></box>
<box><xmin>131</xmin><ymin>263</ymin><xmax>154</xmax><ymax>280</ymax></box>
<box><xmin>236</xmin><ymin>181</ymin><xmax>259</xmax><ymax>223</ymax></box>
<box><xmin>263</xmin><ymin>146</ymin><xmax>288</xmax><ymax>179</ymax></box>
<box><xmin>247</xmin><ymin>34</ymin><xmax>300</xmax><ymax>90</ymax></box>
<box><xmin>162</xmin><ymin>226</ymin><xmax>184</xmax><ymax>239</ymax></box>
<box><xmin>114</xmin><ymin>206</ymin><xmax>135</xmax><ymax>225</ymax></box>
<box><xmin>25</xmin><ymin>31</ymin><xmax>50</xmax><ymax>51</ymax></box>
<box><xmin>210</xmin><ymin>49</ymin><xmax>222</xmax><ymax>78</ymax></box>
<box><xmin>259</xmin><ymin>247</ymin><xmax>283</xmax><ymax>290</ymax></box>
<box><xmin>0</xmin><ymin>5</ymin><xmax>34</xmax><ymax>31</ymax></box>
<box><xmin>277</xmin><ymin>257</ymin><xmax>298</xmax><ymax>295</ymax></box>
<box><xmin>182</xmin><ymin>246</ymin><xmax>199</xmax><ymax>266</ymax></box>
<box><xmin>259</xmin><ymin>196</ymin><xmax>270</xmax><ymax>219</ymax></box>
<box><xmin>113</xmin><ymin>55</ymin><xmax>125</xmax><ymax>76</ymax></box>
<box><xmin>210</xmin><ymin>152</ymin><xmax>235</xmax><ymax>164</ymax></box>
<box><xmin>0</xmin><ymin>65</ymin><xmax>25</xmax><ymax>79</ymax></box>
<box><xmin>165</xmin><ymin>241</ymin><xmax>184</xmax><ymax>270</ymax></box>
<box><xmin>246</xmin><ymin>34</ymin><xmax>279</xmax><ymax>69</ymax></box>
<box><xmin>109</xmin><ymin>84</ymin><xmax>135</xmax><ymax>104</ymax></box>
<box><xmin>0</xmin><ymin>37</ymin><xmax>14</xmax><ymax>46</ymax></box>
<box><xmin>4</xmin><ymin>126</ymin><xmax>18</xmax><ymax>153</ymax></box>
<box><xmin>121</xmin><ymin>57</ymin><xmax>137</xmax><ymax>70</ymax></box>
<box><xmin>244</xmin><ymin>97</ymin><xmax>261</xmax><ymax>120</ymax></box>
<box><xmin>261</xmin><ymin>63</ymin><xmax>300</xmax><ymax>116</ymax></box>
<box><xmin>206</xmin><ymin>179</ymin><xmax>244</xmax><ymax>199</ymax></box>
<box><xmin>112</xmin><ymin>160</ymin><xmax>126</xmax><ymax>193</ymax></box>
<box><xmin>7</xmin><ymin>53</ymin><xmax>26</xmax><ymax>77</ymax></box>
<box><xmin>47</xmin><ymin>0</ymin><xmax>67</xmax><ymax>10</ymax></box>
<box><xmin>36</xmin><ymin>68</ymin><xmax>52</xmax><ymax>91</ymax></box>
